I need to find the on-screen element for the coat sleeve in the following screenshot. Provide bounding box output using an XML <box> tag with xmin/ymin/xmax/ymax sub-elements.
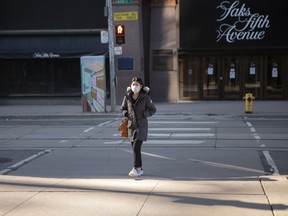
<box><xmin>143</xmin><ymin>96</ymin><xmax>156</xmax><ymax>117</ymax></box>
<box><xmin>120</xmin><ymin>96</ymin><xmax>128</xmax><ymax>117</ymax></box>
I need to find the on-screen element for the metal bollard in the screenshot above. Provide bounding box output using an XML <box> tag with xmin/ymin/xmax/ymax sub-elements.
<box><xmin>243</xmin><ymin>93</ymin><xmax>255</xmax><ymax>113</ymax></box>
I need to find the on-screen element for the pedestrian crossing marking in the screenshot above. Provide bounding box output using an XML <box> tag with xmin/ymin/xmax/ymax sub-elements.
<box><xmin>149</xmin><ymin>121</ymin><xmax>217</xmax><ymax>124</ymax></box>
<box><xmin>149</xmin><ymin>128</ymin><xmax>211</xmax><ymax>131</ymax></box>
<box><xmin>113</xmin><ymin>133</ymin><xmax>214</xmax><ymax>138</ymax></box>
<box><xmin>109</xmin><ymin>119</ymin><xmax>217</xmax><ymax>145</ymax></box>
<box><xmin>122</xmin><ymin>149</ymin><xmax>176</xmax><ymax>160</ymax></box>
<box><xmin>171</xmin><ymin>133</ymin><xmax>215</xmax><ymax>137</ymax></box>
<box><xmin>105</xmin><ymin>140</ymin><xmax>206</xmax><ymax>145</ymax></box>
<box><xmin>145</xmin><ymin>140</ymin><xmax>205</xmax><ymax>144</ymax></box>
<box><xmin>148</xmin><ymin>133</ymin><xmax>170</xmax><ymax>137</ymax></box>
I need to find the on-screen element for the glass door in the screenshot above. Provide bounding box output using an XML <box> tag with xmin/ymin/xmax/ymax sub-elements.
<box><xmin>203</xmin><ymin>56</ymin><xmax>219</xmax><ymax>99</ymax></box>
<box><xmin>244</xmin><ymin>55</ymin><xmax>261</xmax><ymax>99</ymax></box>
<box><xmin>266</xmin><ymin>55</ymin><xmax>284</xmax><ymax>99</ymax></box>
<box><xmin>223</xmin><ymin>56</ymin><xmax>242</xmax><ymax>99</ymax></box>
<box><xmin>179</xmin><ymin>56</ymin><xmax>200</xmax><ymax>100</ymax></box>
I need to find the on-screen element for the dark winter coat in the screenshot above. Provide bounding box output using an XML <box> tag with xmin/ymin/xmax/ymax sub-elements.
<box><xmin>121</xmin><ymin>90</ymin><xmax>156</xmax><ymax>142</ymax></box>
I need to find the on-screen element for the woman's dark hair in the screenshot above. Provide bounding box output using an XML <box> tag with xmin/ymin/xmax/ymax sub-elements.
<box><xmin>131</xmin><ymin>77</ymin><xmax>144</xmax><ymax>86</ymax></box>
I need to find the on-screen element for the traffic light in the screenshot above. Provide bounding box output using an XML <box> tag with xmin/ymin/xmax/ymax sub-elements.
<box><xmin>115</xmin><ymin>24</ymin><xmax>125</xmax><ymax>44</ymax></box>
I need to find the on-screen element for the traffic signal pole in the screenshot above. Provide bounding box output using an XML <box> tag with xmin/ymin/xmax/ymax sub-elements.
<box><xmin>107</xmin><ymin>0</ymin><xmax>116</xmax><ymax>112</ymax></box>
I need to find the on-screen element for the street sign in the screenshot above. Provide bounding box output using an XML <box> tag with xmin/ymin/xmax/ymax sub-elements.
<box><xmin>114</xmin><ymin>46</ymin><xmax>122</xmax><ymax>55</ymax></box>
<box><xmin>115</xmin><ymin>0</ymin><xmax>132</xmax><ymax>4</ymax></box>
<box><xmin>101</xmin><ymin>31</ymin><xmax>108</xmax><ymax>43</ymax></box>
<box><xmin>114</xmin><ymin>12</ymin><xmax>138</xmax><ymax>21</ymax></box>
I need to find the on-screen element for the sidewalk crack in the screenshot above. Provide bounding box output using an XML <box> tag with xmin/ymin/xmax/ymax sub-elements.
<box><xmin>136</xmin><ymin>181</ymin><xmax>159</xmax><ymax>216</ymax></box>
<box><xmin>259</xmin><ymin>177</ymin><xmax>276</xmax><ymax>216</ymax></box>
<box><xmin>3</xmin><ymin>191</ymin><xmax>39</xmax><ymax>216</ymax></box>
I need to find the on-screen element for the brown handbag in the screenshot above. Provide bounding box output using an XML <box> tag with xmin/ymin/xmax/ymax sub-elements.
<box><xmin>118</xmin><ymin>118</ymin><xmax>128</xmax><ymax>137</ymax></box>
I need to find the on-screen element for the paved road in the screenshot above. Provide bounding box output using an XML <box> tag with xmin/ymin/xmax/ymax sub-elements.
<box><xmin>244</xmin><ymin>117</ymin><xmax>288</xmax><ymax>175</ymax></box>
<box><xmin>0</xmin><ymin>114</ymin><xmax>288</xmax><ymax>216</ymax></box>
<box><xmin>1</xmin><ymin>115</ymin><xmax>287</xmax><ymax>176</ymax></box>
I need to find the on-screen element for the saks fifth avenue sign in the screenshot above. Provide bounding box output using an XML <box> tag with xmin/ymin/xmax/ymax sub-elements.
<box><xmin>216</xmin><ymin>0</ymin><xmax>270</xmax><ymax>43</ymax></box>
<box><xmin>33</xmin><ymin>52</ymin><xmax>60</xmax><ymax>58</ymax></box>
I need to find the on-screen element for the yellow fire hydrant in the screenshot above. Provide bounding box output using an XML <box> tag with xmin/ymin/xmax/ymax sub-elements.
<box><xmin>243</xmin><ymin>93</ymin><xmax>255</xmax><ymax>113</ymax></box>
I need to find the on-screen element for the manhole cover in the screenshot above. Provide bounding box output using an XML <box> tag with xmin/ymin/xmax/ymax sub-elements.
<box><xmin>0</xmin><ymin>158</ymin><xmax>13</xmax><ymax>164</ymax></box>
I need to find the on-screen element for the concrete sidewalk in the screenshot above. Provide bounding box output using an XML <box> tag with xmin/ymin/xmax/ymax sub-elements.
<box><xmin>0</xmin><ymin>100</ymin><xmax>288</xmax><ymax>118</ymax></box>
<box><xmin>0</xmin><ymin>174</ymin><xmax>287</xmax><ymax>216</ymax></box>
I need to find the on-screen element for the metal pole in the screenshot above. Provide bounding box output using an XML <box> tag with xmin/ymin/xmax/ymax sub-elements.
<box><xmin>107</xmin><ymin>0</ymin><xmax>116</xmax><ymax>112</ymax></box>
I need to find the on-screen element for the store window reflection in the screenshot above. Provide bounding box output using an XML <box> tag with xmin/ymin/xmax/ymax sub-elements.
<box><xmin>203</xmin><ymin>57</ymin><xmax>219</xmax><ymax>99</ymax></box>
<box><xmin>245</xmin><ymin>56</ymin><xmax>261</xmax><ymax>98</ymax></box>
<box><xmin>267</xmin><ymin>56</ymin><xmax>283</xmax><ymax>99</ymax></box>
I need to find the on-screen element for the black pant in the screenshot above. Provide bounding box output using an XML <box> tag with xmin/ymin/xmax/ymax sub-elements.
<box><xmin>131</xmin><ymin>140</ymin><xmax>143</xmax><ymax>168</ymax></box>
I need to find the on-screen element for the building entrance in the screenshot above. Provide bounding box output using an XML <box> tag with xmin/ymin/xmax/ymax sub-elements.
<box><xmin>179</xmin><ymin>53</ymin><xmax>287</xmax><ymax>100</ymax></box>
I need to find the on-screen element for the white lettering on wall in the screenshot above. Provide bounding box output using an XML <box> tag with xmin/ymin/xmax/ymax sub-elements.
<box><xmin>216</xmin><ymin>0</ymin><xmax>270</xmax><ymax>43</ymax></box>
<box><xmin>33</xmin><ymin>52</ymin><xmax>60</xmax><ymax>58</ymax></box>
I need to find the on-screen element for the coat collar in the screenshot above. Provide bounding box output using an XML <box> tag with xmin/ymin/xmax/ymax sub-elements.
<box><xmin>126</xmin><ymin>90</ymin><xmax>146</xmax><ymax>103</ymax></box>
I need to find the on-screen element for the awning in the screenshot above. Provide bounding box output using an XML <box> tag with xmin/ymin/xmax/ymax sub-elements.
<box><xmin>0</xmin><ymin>34</ymin><xmax>108</xmax><ymax>59</ymax></box>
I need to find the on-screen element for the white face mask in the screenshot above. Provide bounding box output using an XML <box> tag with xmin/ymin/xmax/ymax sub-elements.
<box><xmin>131</xmin><ymin>85</ymin><xmax>141</xmax><ymax>93</ymax></box>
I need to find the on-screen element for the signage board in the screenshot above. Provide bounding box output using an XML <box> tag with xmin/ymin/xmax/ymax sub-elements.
<box><xmin>114</xmin><ymin>12</ymin><xmax>138</xmax><ymax>21</ymax></box>
<box><xmin>80</xmin><ymin>56</ymin><xmax>106</xmax><ymax>113</ymax></box>
<box><xmin>114</xmin><ymin>46</ymin><xmax>123</xmax><ymax>55</ymax></box>
<box><xmin>0</xmin><ymin>0</ymin><xmax>107</xmax><ymax>31</ymax></box>
<box><xmin>180</xmin><ymin>0</ymin><xmax>287</xmax><ymax>50</ymax></box>
<box><xmin>101</xmin><ymin>31</ymin><xmax>108</xmax><ymax>44</ymax></box>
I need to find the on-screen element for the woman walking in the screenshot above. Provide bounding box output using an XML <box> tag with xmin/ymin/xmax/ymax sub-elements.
<box><xmin>121</xmin><ymin>77</ymin><xmax>156</xmax><ymax>177</ymax></box>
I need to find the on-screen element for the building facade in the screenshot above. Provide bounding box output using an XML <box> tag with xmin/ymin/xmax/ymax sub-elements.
<box><xmin>0</xmin><ymin>0</ymin><xmax>108</xmax><ymax>104</ymax></box>
<box><xmin>1</xmin><ymin>0</ymin><xmax>287</xmax><ymax>105</ymax></box>
<box><xmin>177</xmin><ymin>0</ymin><xmax>288</xmax><ymax>100</ymax></box>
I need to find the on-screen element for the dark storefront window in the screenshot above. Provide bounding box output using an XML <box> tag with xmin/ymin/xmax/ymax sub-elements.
<box><xmin>0</xmin><ymin>1</ymin><xmax>107</xmax><ymax>31</ymax></box>
<box><xmin>0</xmin><ymin>59</ymin><xmax>81</xmax><ymax>97</ymax></box>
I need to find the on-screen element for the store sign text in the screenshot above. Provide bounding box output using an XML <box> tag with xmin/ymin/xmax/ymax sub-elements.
<box><xmin>216</xmin><ymin>0</ymin><xmax>270</xmax><ymax>43</ymax></box>
<box><xmin>33</xmin><ymin>52</ymin><xmax>60</xmax><ymax>58</ymax></box>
